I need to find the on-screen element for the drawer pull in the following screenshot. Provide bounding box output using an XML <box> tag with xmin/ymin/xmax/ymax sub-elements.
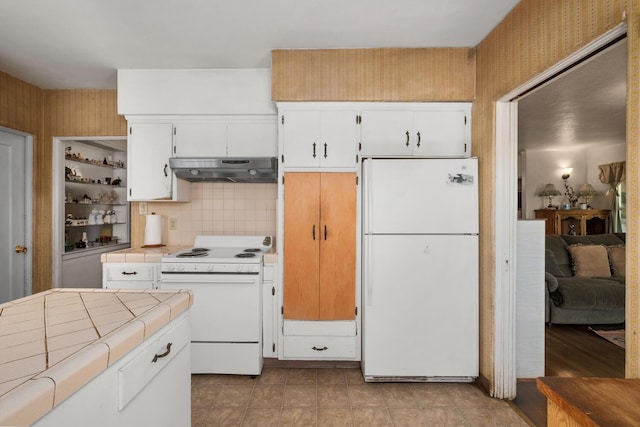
<box><xmin>152</xmin><ymin>342</ymin><xmax>173</xmax><ymax>363</ymax></box>
<box><xmin>312</xmin><ymin>346</ymin><xmax>328</xmax><ymax>351</ymax></box>
<box><xmin>121</xmin><ymin>271</ymin><xmax>138</xmax><ymax>276</ymax></box>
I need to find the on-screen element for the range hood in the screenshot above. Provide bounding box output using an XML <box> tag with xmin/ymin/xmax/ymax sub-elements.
<box><xmin>169</xmin><ymin>157</ymin><xmax>278</xmax><ymax>183</ymax></box>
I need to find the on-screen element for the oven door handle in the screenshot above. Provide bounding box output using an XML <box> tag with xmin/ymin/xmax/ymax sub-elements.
<box><xmin>160</xmin><ymin>276</ymin><xmax>258</xmax><ymax>284</ymax></box>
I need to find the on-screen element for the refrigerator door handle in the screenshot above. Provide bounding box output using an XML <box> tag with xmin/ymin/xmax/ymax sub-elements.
<box><xmin>364</xmin><ymin>235</ymin><xmax>373</xmax><ymax>306</ymax></box>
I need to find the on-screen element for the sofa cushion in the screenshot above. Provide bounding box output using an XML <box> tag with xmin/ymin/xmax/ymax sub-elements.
<box><xmin>568</xmin><ymin>244</ymin><xmax>611</xmax><ymax>278</ymax></box>
<box><xmin>560</xmin><ymin>234</ymin><xmax>624</xmax><ymax>246</ymax></box>
<box><xmin>545</xmin><ymin>250</ymin><xmax>566</xmax><ymax>277</ymax></box>
<box><xmin>554</xmin><ymin>277</ymin><xmax>625</xmax><ymax>310</ymax></box>
<box><xmin>545</xmin><ymin>235</ymin><xmax>573</xmax><ymax>277</ymax></box>
<box><xmin>608</xmin><ymin>245</ymin><xmax>625</xmax><ymax>277</ymax></box>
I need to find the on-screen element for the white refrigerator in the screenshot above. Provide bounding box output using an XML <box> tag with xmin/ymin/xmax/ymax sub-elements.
<box><xmin>361</xmin><ymin>157</ymin><xmax>479</xmax><ymax>381</ymax></box>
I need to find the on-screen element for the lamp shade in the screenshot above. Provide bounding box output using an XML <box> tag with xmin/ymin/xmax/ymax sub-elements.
<box><xmin>578</xmin><ymin>183</ymin><xmax>598</xmax><ymax>197</ymax></box>
<box><xmin>538</xmin><ymin>183</ymin><xmax>561</xmax><ymax>197</ymax></box>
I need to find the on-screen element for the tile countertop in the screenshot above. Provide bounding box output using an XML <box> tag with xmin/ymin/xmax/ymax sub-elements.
<box><xmin>101</xmin><ymin>245</ymin><xmax>279</xmax><ymax>263</ymax></box>
<box><xmin>0</xmin><ymin>288</ymin><xmax>193</xmax><ymax>426</ymax></box>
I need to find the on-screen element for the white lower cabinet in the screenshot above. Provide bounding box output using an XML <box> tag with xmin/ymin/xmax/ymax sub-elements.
<box><xmin>33</xmin><ymin>311</ymin><xmax>191</xmax><ymax>427</ymax></box>
<box><xmin>102</xmin><ymin>263</ymin><xmax>160</xmax><ymax>290</ymax></box>
<box><xmin>281</xmin><ymin>320</ymin><xmax>359</xmax><ymax>360</ymax></box>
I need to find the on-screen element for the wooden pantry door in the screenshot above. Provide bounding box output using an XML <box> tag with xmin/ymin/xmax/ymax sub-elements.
<box><xmin>319</xmin><ymin>173</ymin><xmax>356</xmax><ymax>320</ymax></box>
<box><xmin>283</xmin><ymin>172</ymin><xmax>320</xmax><ymax>319</ymax></box>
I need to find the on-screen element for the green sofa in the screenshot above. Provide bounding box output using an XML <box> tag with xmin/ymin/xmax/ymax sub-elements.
<box><xmin>544</xmin><ymin>233</ymin><xmax>625</xmax><ymax>325</ymax></box>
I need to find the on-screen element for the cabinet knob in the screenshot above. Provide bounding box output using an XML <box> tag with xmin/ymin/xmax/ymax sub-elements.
<box><xmin>405</xmin><ymin>131</ymin><xmax>410</xmax><ymax>147</ymax></box>
<box><xmin>312</xmin><ymin>346</ymin><xmax>328</xmax><ymax>351</ymax></box>
<box><xmin>163</xmin><ymin>163</ymin><xmax>168</xmax><ymax>177</ymax></box>
<box><xmin>416</xmin><ymin>132</ymin><xmax>421</xmax><ymax>147</ymax></box>
<box><xmin>324</xmin><ymin>143</ymin><xmax>328</xmax><ymax>159</ymax></box>
<box><xmin>15</xmin><ymin>245</ymin><xmax>27</xmax><ymax>254</ymax></box>
<box><xmin>312</xmin><ymin>142</ymin><xmax>317</xmax><ymax>159</ymax></box>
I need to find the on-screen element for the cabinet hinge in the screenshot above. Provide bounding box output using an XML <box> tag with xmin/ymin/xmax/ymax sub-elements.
<box><xmin>272</xmin><ymin>286</ymin><xmax>275</xmax><ymax>296</ymax></box>
<box><xmin>464</xmin><ymin>115</ymin><xmax>467</xmax><ymax>125</ymax></box>
<box><xmin>129</xmin><ymin>126</ymin><xmax>132</xmax><ymax>135</ymax></box>
<box><xmin>281</xmin><ymin>154</ymin><xmax>284</xmax><ymax>164</ymax></box>
<box><xmin>129</xmin><ymin>189</ymin><xmax>131</xmax><ymax>197</ymax></box>
<box><xmin>282</xmin><ymin>175</ymin><xmax>285</xmax><ymax>185</ymax></box>
<box><xmin>358</xmin><ymin>142</ymin><xmax>362</xmax><ymax>151</ymax></box>
<box><xmin>356</xmin><ymin>176</ymin><xmax>359</xmax><ymax>185</ymax></box>
<box><xmin>281</xmin><ymin>115</ymin><xmax>285</xmax><ymax>125</ymax></box>
<box><xmin>356</xmin><ymin>154</ymin><xmax>359</xmax><ymax>164</ymax></box>
<box><xmin>281</xmin><ymin>306</ymin><xmax>284</xmax><ymax>315</ymax></box>
<box><xmin>174</xmin><ymin>127</ymin><xmax>176</xmax><ymax>135</ymax></box>
<box><xmin>272</xmin><ymin>343</ymin><xmax>276</xmax><ymax>352</ymax></box>
<box><xmin>355</xmin><ymin>307</ymin><xmax>358</xmax><ymax>315</ymax></box>
<box><xmin>464</xmin><ymin>143</ymin><xmax>468</xmax><ymax>153</ymax></box>
<box><xmin>173</xmin><ymin>146</ymin><xmax>176</xmax><ymax>154</ymax></box>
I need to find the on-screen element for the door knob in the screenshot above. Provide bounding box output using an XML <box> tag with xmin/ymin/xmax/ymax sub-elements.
<box><xmin>15</xmin><ymin>245</ymin><xmax>28</xmax><ymax>254</ymax></box>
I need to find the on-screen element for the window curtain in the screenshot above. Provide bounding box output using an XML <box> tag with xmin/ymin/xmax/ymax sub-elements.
<box><xmin>598</xmin><ymin>161</ymin><xmax>626</xmax><ymax>232</ymax></box>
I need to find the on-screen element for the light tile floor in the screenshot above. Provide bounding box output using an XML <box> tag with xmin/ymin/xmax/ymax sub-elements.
<box><xmin>191</xmin><ymin>368</ymin><xmax>531</xmax><ymax>426</ymax></box>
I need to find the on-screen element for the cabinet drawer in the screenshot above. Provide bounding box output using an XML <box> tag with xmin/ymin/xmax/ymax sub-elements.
<box><xmin>283</xmin><ymin>336</ymin><xmax>357</xmax><ymax>359</ymax></box>
<box><xmin>263</xmin><ymin>264</ymin><xmax>275</xmax><ymax>282</ymax></box>
<box><xmin>104</xmin><ymin>264</ymin><xmax>156</xmax><ymax>281</ymax></box>
<box><xmin>118</xmin><ymin>313</ymin><xmax>190</xmax><ymax>410</ymax></box>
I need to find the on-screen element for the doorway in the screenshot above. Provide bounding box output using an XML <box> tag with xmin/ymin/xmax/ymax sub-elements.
<box><xmin>0</xmin><ymin>126</ymin><xmax>33</xmax><ymax>303</ymax></box>
<box><xmin>494</xmin><ymin>23</ymin><xmax>628</xmax><ymax>399</ymax></box>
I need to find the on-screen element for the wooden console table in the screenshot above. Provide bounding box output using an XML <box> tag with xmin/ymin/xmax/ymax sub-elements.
<box><xmin>534</xmin><ymin>209</ymin><xmax>610</xmax><ymax>235</ymax></box>
<box><xmin>537</xmin><ymin>377</ymin><xmax>640</xmax><ymax>426</ymax></box>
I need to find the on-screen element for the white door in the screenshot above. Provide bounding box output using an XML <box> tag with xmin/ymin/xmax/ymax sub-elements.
<box><xmin>128</xmin><ymin>123</ymin><xmax>174</xmax><ymax>201</ymax></box>
<box><xmin>362</xmin><ymin>234</ymin><xmax>479</xmax><ymax>377</ymax></box>
<box><xmin>319</xmin><ymin>110</ymin><xmax>358</xmax><ymax>168</ymax></box>
<box><xmin>0</xmin><ymin>128</ymin><xmax>31</xmax><ymax>303</ymax></box>
<box><xmin>360</xmin><ymin>110</ymin><xmax>414</xmax><ymax>156</ymax></box>
<box><xmin>363</xmin><ymin>158</ymin><xmax>478</xmax><ymax>234</ymax></box>
<box><xmin>174</xmin><ymin>122</ymin><xmax>226</xmax><ymax>157</ymax></box>
<box><xmin>282</xmin><ymin>110</ymin><xmax>321</xmax><ymax>167</ymax></box>
<box><xmin>413</xmin><ymin>109</ymin><xmax>469</xmax><ymax>157</ymax></box>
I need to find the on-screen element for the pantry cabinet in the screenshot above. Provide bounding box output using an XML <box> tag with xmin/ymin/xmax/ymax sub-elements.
<box><xmin>360</xmin><ymin>103</ymin><xmax>471</xmax><ymax>157</ymax></box>
<box><xmin>283</xmin><ymin>172</ymin><xmax>356</xmax><ymax>320</ymax></box>
<box><xmin>280</xmin><ymin>110</ymin><xmax>358</xmax><ymax>169</ymax></box>
<box><xmin>126</xmin><ymin>122</ymin><xmax>190</xmax><ymax>202</ymax></box>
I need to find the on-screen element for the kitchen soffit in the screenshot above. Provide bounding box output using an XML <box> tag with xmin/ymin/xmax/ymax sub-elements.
<box><xmin>0</xmin><ymin>0</ymin><xmax>520</xmax><ymax>89</ymax></box>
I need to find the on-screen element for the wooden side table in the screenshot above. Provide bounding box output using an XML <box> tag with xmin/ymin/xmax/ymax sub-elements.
<box><xmin>534</xmin><ymin>209</ymin><xmax>610</xmax><ymax>235</ymax></box>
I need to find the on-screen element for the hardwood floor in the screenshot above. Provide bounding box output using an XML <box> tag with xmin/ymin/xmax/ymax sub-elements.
<box><xmin>514</xmin><ymin>324</ymin><xmax>625</xmax><ymax>426</ymax></box>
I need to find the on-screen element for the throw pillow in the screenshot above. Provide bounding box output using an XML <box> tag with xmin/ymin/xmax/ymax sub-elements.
<box><xmin>608</xmin><ymin>245</ymin><xmax>626</xmax><ymax>277</ymax></box>
<box><xmin>545</xmin><ymin>250</ymin><xmax>565</xmax><ymax>277</ymax></box>
<box><xmin>568</xmin><ymin>244</ymin><xmax>611</xmax><ymax>278</ymax></box>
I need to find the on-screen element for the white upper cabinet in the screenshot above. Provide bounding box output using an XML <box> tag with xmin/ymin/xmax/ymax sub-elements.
<box><xmin>360</xmin><ymin>103</ymin><xmax>471</xmax><ymax>157</ymax></box>
<box><xmin>173</xmin><ymin>118</ymin><xmax>278</xmax><ymax>158</ymax></box>
<box><xmin>174</xmin><ymin>122</ymin><xmax>227</xmax><ymax>157</ymax></box>
<box><xmin>227</xmin><ymin>121</ymin><xmax>278</xmax><ymax>157</ymax></box>
<box><xmin>281</xmin><ymin>109</ymin><xmax>358</xmax><ymax>169</ymax></box>
<box><xmin>127</xmin><ymin>122</ymin><xmax>190</xmax><ymax>202</ymax></box>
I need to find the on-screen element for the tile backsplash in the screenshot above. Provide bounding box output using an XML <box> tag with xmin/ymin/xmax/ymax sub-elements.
<box><xmin>136</xmin><ymin>182</ymin><xmax>277</xmax><ymax>245</ymax></box>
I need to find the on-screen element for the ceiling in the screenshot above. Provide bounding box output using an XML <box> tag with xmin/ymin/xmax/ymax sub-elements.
<box><xmin>0</xmin><ymin>0</ymin><xmax>520</xmax><ymax>89</ymax></box>
<box><xmin>518</xmin><ymin>38</ymin><xmax>627</xmax><ymax>152</ymax></box>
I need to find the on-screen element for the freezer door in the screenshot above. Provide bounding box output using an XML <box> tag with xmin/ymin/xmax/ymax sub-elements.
<box><xmin>362</xmin><ymin>158</ymin><xmax>478</xmax><ymax>235</ymax></box>
<box><xmin>362</xmin><ymin>234</ymin><xmax>479</xmax><ymax>378</ymax></box>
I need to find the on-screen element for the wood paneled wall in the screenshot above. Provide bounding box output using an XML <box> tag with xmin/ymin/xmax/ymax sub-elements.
<box><xmin>475</xmin><ymin>0</ymin><xmax>636</xmax><ymax>388</ymax></box>
<box><xmin>1</xmin><ymin>77</ymin><xmax>126</xmax><ymax>294</ymax></box>
<box><xmin>272</xmin><ymin>48</ymin><xmax>475</xmax><ymax>101</ymax></box>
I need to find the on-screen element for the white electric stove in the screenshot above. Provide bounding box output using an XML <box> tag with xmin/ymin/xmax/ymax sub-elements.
<box><xmin>160</xmin><ymin>235</ymin><xmax>272</xmax><ymax>375</ymax></box>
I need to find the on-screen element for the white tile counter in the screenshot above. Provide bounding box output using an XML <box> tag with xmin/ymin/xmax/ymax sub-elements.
<box><xmin>0</xmin><ymin>288</ymin><xmax>192</xmax><ymax>426</ymax></box>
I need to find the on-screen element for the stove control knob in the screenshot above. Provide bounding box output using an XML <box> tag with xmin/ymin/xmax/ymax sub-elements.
<box><xmin>207</xmin><ymin>265</ymin><xmax>214</xmax><ymax>272</ymax></box>
<box><xmin>166</xmin><ymin>264</ymin><xmax>175</xmax><ymax>271</ymax></box>
<box><xmin>236</xmin><ymin>265</ymin><xmax>244</xmax><ymax>273</ymax></box>
<box><xmin>177</xmin><ymin>265</ymin><xmax>185</xmax><ymax>272</ymax></box>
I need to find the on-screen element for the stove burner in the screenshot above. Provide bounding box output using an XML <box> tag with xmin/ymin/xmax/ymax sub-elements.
<box><xmin>177</xmin><ymin>252</ymin><xmax>209</xmax><ymax>258</ymax></box>
<box><xmin>177</xmin><ymin>249</ymin><xmax>210</xmax><ymax>258</ymax></box>
<box><xmin>243</xmin><ymin>248</ymin><xmax>263</xmax><ymax>253</ymax></box>
<box><xmin>235</xmin><ymin>252</ymin><xmax>257</xmax><ymax>258</ymax></box>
